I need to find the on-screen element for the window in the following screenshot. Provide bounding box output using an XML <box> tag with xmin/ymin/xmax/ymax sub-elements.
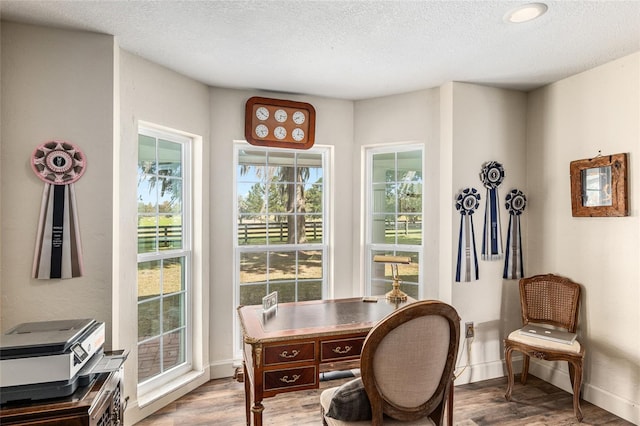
<box><xmin>365</xmin><ymin>145</ymin><xmax>423</xmax><ymax>299</ymax></box>
<box><xmin>137</xmin><ymin>126</ymin><xmax>192</xmax><ymax>390</ymax></box>
<box><xmin>234</xmin><ymin>144</ymin><xmax>329</xmax><ymax>354</ymax></box>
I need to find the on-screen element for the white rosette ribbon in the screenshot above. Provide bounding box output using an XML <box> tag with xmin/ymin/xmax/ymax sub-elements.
<box><xmin>31</xmin><ymin>141</ymin><xmax>86</xmax><ymax>279</ymax></box>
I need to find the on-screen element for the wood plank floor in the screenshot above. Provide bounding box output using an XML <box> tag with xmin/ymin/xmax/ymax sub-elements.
<box><xmin>135</xmin><ymin>374</ymin><xmax>632</xmax><ymax>425</ymax></box>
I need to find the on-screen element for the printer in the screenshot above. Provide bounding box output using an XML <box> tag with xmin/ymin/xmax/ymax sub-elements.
<box><xmin>0</xmin><ymin>318</ymin><xmax>126</xmax><ymax>404</ymax></box>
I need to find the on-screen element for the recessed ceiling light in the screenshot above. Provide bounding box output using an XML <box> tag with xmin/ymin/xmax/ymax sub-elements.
<box><xmin>505</xmin><ymin>3</ymin><xmax>548</xmax><ymax>23</ymax></box>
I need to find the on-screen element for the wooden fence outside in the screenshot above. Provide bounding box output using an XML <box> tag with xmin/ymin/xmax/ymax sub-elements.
<box><xmin>237</xmin><ymin>221</ymin><xmax>322</xmax><ymax>243</ymax></box>
<box><xmin>138</xmin><ymin>220</ymin><xmax>421</xmax><ymax>248</ymax></box>
<box><xmin>137</xmin><ymin>222</ymin><xmax>323</xmax><ymax>247</ymax></box>
<box><xmin>138</xmin><ymin>225</ymin><xmax>183</xmax><ymax>250</ymax></box>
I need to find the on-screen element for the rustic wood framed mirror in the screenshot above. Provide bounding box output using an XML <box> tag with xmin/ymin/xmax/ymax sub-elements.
<box><xmin>570</xmin><ymin>152</ymin><xmax>628</xmax><ymax>217</ymax></box>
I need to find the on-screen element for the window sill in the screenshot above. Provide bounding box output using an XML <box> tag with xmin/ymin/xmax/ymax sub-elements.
<box><xmin>137</xmin><ymin>369</ymin><xmax>205</xmax><ymax>408</ymax></box>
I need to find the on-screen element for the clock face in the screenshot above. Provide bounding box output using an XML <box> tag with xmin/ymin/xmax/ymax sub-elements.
<box><xmin>255</xmin><ymin>124</ymin><xmax>268</xmax><ymax>138</ymax></box>
<box><xmin>292</xmin><ymin>111</ymin><xmax>306</xmax><ymax>125</ymax></box>
<box><xmin>292</xmin><ymin>128</ymin><xmax>305</xmax><ymax>142</ymax></box>
<box><xmin>256</xmin><ymin>107</ymin><xmax>269</xmax><ymax>121</ymax></box>
<box><xmin>245</xmin><ymin>97</ymin><xmax>316</xmax><ymax>149</ymax></box>
<box><xmin>274</xmin><ymin>126</ymin><xmax>287</xmax><ymax>140</ymax></box>
<box><xmin>274</xmin><ymin>109</ymin><xmax>288</xmax><ymax>123</ymax></box>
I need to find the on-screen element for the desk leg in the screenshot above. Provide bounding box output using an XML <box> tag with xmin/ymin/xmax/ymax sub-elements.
<box><xmin>243</xmin><ymin>363</ymin><xmax>251</xmax><ymax>426</ymax></box>
<box><xmin>243</xmin><ymin>361</ymin><xmax>264</xmax><ymax>426</ymax></box>
<box><xmin>251</xmin><ymin>401</ymin><xmax>264</xmax><ymax>426</ymax></box>
<box><xmin>251</xmin><ymin>402</ymin><xmax>264</xmax><ymax>426</ymax></box>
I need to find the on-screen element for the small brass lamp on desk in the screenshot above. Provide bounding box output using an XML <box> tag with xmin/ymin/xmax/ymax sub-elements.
<box><xmin>373</xmin><ymin>255</ymin><xmax>412</xmax><ymax>302</ymax></box>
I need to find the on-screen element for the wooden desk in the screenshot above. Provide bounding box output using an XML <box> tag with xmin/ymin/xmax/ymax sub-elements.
<box><xmin>237</xmin><ymin>296</ymin><xmax>414</xmax><ymax>426</ymax></box>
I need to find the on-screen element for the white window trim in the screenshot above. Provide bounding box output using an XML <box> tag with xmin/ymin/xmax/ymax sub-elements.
<box><xmin>136</xmin><ymin>124</ymin><xmax>194</xmax><ymax>396</ymax></box>
<box><xmin>232</xmin><ymin>141</ymin><xmax>332</xmax><ymax>359</ymax></box>
<box><xmin>363</xmin><ymin>142</ymin><xmax>425</xmax><ymax>299</ymax></box>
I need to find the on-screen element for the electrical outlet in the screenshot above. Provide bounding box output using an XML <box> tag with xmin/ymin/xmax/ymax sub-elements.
<box><xmin>465</xmin><ymin>322</ymin><xmax>475</xmax><ymax>339</ymax></box>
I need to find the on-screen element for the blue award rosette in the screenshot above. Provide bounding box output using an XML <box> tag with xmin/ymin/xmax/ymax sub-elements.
<box><xmin>480</xmin><ymin>161</ymin><xmax>505</xmax><ymax>260</ymax></box>
<box><xmin>503</xmin><ymin>189</ymin><xmax>526</xmax><ymax>280</ymax></box>
<box><xmin>455</xmin><ymin>188</ymin><xmax>480</xmax><ymax>282</ymax></box>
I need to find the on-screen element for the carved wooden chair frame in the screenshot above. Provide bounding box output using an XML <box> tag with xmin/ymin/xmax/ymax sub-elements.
<box><xmin>360</xmin><ymin>300</ymin><xmax>461</xmax><ymax>426</ymax></box>
<box><xmin>504</xmin><ymin>274</ymin><xmax>585</xmax><ymax>421</ymax></box>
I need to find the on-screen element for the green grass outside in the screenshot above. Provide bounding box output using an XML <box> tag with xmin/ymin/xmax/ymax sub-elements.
<box><xmin>137</xmin><ymin>218</ymin><xmax>422</xmax><ymax>309</ymax></box>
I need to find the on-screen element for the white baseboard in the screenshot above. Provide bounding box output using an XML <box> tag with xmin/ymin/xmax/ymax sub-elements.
<box><xmin>209</xmin><ymin>358</ymin><xmax>238</xmax><ymax>379</ymax></box>
<box><xmin>454</xmin><ymin>357</ymin><xmax>518</xmax><ymax>385</ymax></box>
<box><xmin>529</xmin><ymin>360</ymin><xmax>639</xmax><ymax>425</ymax></box>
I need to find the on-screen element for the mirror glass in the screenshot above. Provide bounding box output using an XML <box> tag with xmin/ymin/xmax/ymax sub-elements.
<box><xmin>581</xmin><ymin>166</ymin><xmax>612</xmax><ymax>207</ymax></box>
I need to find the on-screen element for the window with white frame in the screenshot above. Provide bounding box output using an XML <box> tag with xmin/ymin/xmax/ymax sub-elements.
<box><xmin>234</xmin><ymin>144</ymin><xmax>329</xmax><ymax>354</ymax></box>
<box><xmin>137</xmin><ymin>126</ymin><xmax>192</xmax><ymax>390</ymax></box>
<box><xmin>365</xmin><ymin>145</ymin><xmax>424</xmax><ymax>299</ymax></box>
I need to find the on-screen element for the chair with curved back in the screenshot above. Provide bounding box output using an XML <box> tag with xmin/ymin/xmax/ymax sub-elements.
<box><xmin>320</xmin><ymin>300</ymin><xmax>460</xmax><ymax>426</ymax></box>
<box><xmin>504</xmin><ymin>273</ymin><xmax>585</xmax><ymax>422</ymax></box>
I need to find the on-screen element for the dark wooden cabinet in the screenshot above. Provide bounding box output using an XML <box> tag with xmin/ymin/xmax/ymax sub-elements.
<box><xmin>0</xmin><ymin>369</ymin><xmax>123</xmax><ymax>426</ymax></box>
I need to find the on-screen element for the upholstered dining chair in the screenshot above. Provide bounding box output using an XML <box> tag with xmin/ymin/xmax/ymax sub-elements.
<box><xmin>320</xmin><ymin>300</ymin><xmax>460</xmax><ymax>426</ymax></box>
<box><xmin>504</xmin><ymin>273</ymin><xmax>585</xmax><ymax>422</ymax></box>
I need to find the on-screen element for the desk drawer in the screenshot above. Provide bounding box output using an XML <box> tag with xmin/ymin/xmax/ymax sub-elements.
<box><xmin>263</xmin><ymin>366</ymin><xmax>317</xmax><ymax>391</ymax></box>
<box><xmin>264</xmin><ymin>342</ymin><xmax>315</xmax><ymax>365</ymax></box>
<box><xmin>321</xmin><ymin>336</ymin><xmax>365</xmax><ymax>362</ymax></box>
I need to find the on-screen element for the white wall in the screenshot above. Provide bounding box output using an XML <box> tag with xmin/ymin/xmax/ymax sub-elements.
<box><xmin>353</xmin><ymin>84</ymin><xmax>528</xmax><ymax>386</ymax></box>
<box><xmin>353</xmin><ymin>89</ymin><xmax>441</xmax><ymax>297</ymax></box>
<box><xmin>0</xmin><ymin>22</ymin><xmax>115</xmax><ymax>340</ymax></box>
<box><xmin>526</xmin><ymin>52</ymin><xmax>640</xmax><ymax>424</ymax></box>
<box><xmin>448</xmin><ymin>83</ymin><xmax>528</xmax><ymax>383</ymax></box>
<box><xmin>2</xmin><ymin>19</ymin><xmax>638</xmax><ymax>425</ymax></box>
<box><xmin>117</xmin><ymin>50</ymin><xmax>212</xmax><ymax>424</ymax></box>
<box><xmin>391</xmin><ymin>61</ymin><xmax>640</xmax><ymax>425</ymax></box>
<box><xmin>207</xmin><ymin>88</ymin><xmax>355</xmax><ymax>371</ymax></box>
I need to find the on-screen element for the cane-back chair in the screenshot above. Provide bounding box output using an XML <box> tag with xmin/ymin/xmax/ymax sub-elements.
<box><xmin>504</xmin><ymin>273</ymin><xmax>585</xmax><ymax>421</ymax></box>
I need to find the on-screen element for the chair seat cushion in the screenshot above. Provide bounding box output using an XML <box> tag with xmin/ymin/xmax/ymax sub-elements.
<box><xmin>507</xmin><ymin>329</ymin><xmax>582</xmax><ymax>353</ymax></box>
<box><xmin>320</xmin><ymin>382</ymin><xmax>436</xmax><ymax>426</ymax></box>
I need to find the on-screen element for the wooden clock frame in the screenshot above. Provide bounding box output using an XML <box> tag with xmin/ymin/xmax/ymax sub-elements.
<box><xmin>244</xmin><ymin>97</ymin><xmax>316</xmax><ymax>149</ymax></box>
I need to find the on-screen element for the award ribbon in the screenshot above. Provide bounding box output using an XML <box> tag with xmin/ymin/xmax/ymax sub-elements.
<box><xmin>455</xmin><ymin>188</ymin><xmax>480</xmax><ymax>282</ymax></box>
<box><xmin>503</xmin><ymin>189</ymin><xmax>526</xmax><ymax>280</ymax></box>
<box><xmin>480</xmin><ymin>161</ymin><xmax>505</xmax><ymax>260</ymax></box>
<box><xmin>31</xmin><ymin>141</ymin><xmax>86</xmax><ymax>279</ymax></box>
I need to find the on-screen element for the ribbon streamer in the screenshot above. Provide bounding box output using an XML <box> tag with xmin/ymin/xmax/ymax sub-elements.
<box><xmin>31</xmin><ymin>141</ymin><xmax>86</xmax><ymax>279</ymax></box>
<box><xmin>455</xmin><ymin>188</ymin><xmax>480</xmax><ymax>282</ymax></box>
<box><xmin>480</xmin><ymin>161</ymin><xmax>505</xmax><ymax>260</ymax></box>
<box><xmin>503</xmin><ymin>189</ymin><xmax>526</xmax><ymax>280</ymax></box>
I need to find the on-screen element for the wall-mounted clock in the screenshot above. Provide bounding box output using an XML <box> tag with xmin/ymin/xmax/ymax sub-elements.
<box><xmin>245</xmin><ymin>97</ymin><xmax>316</xmax><ymax>149</ymax></box>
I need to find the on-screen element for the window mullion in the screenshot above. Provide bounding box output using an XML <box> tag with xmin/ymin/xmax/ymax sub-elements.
<box><xmin>234</xmin><ymin>144</ymin><xmax>328</xmax><ymax>358</ymax></box>
<box><xmin>137</xmin><ymin>125</ymin><xmax>192</xmax><ymax>390</ymax></box>
<box><xmin>366</xmin><ymin>145</ymin><xmax>424</xmax><ymax>300</ymax></box>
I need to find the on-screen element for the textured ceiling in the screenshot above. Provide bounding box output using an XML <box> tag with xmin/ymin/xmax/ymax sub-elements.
<box><xmin>1</xmin><ymin>1</ymin><xmax>639</xmax><ymax>100</ymax></box>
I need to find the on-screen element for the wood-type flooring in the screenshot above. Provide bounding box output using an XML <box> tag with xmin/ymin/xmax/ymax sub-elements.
<box><xmin>136</xmin><ymin>374</ymin><xmax>632</xmax><ymax>425</ymax></box>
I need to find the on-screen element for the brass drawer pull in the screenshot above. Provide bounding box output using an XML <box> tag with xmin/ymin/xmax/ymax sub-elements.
<box><xmin>279</xmin><ymin>349</ymin><xmax>300</xmax><ymax>359</ymax></box>
<box><xmin>332</xmin><ymin>345</ymin><xmax>353</xmax><ymax>354</ymax></box>
<box><xmin>280</xmin><ymin>374</ymin><xmax>301</xmax><ymax>384</ymax></box>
